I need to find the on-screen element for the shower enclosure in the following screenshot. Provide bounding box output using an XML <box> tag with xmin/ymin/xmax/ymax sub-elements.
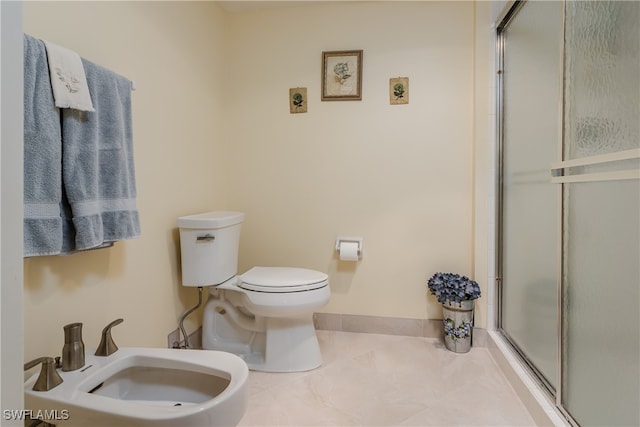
<box><xmin>497</xmin><ymin>1</ymin><xmax>639</xmax><ymax>425</ymax></box>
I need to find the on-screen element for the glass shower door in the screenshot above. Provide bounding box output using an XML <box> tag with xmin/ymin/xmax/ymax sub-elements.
<box><xmin>499</xmin><ymin>1</ymin><xmax>639</xmax><ymax>424</ymax></box>
<box><xmin>499</xmin><ymin>0</ymin><xmax>563</xmax><ymax>391</ymax></box>
<box><xmin>559</xmin><ymin>1</ymin><xmax>640</xmax><ymax>425</ymax></box>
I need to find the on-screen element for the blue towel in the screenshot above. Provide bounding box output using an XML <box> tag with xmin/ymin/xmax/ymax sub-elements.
<box><xmin>61</xmin><ymin>58</ymin><xmax>140</xmax><ymax>251</ymax></box>
<box><xmin>23</xmin><ymin>34</ymin><xmax>64</xmax><ymax>257</ymax></box>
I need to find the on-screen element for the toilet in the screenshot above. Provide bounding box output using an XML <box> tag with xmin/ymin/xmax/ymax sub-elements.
<box><xmin>177</xmin><ymin>211</ymin><xmax>330</xmax><ymax>372</ymax></box>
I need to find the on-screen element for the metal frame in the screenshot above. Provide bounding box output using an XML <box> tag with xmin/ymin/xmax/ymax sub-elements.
<box><xmin>557</xmin><ymin>4</ymin><xmax>568</xmax><ymax>422</ymax></box>
<box><xmin>494</xmin><ymin>0</ymin><xmax>525</xmax><ymax>334</ymax></box>
<box><xmin>495</xmin><ymin>0</ymin><xmax>527</xmax><ymax>333</ymax></box>
<box><xmin>495</xmin><ymin>0</ymin><xmax>559</xmax><ymax>395</ymax></box>
<box><xmin>495</xmin><ymin>1</ymin><xmax>578</xmax><ymax>425</ymax></box>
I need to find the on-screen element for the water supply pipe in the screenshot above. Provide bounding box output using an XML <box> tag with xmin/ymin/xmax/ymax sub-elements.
<box><xmin>178</xmin><ymin>287</ymin><xmax>203</xmax><ymax>349</ymax></box>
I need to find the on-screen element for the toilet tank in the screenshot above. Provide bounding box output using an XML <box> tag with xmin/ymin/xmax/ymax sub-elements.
<box><xmin>177</xmin><ymin>211</ymin><xmax>245</xmax><ymax>287</ymax></box>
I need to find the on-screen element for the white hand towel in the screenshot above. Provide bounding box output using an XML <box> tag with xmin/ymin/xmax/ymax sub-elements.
<box><xmin>42</xmin><ymin>40</ymin><xmax>95</xmax><ymax>112</ymax></box>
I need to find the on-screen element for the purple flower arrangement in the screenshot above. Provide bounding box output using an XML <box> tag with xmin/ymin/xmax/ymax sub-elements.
<box><xmin>427</xmin><ymin>272</ymin><xmax>481</xmax><ymax>304</ymax></box>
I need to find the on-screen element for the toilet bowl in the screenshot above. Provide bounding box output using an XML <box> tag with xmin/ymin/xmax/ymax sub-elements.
<box><xmin>178</xmin><ymin>212</ymin><xmax>330</xmax><ymax>372</ymax></box>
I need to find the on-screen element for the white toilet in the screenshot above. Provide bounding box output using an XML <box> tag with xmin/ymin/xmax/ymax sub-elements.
<box><xmin>177</xmin><ymin>211</ymin><xmax>330</xmax><ymax>372</ymax></box>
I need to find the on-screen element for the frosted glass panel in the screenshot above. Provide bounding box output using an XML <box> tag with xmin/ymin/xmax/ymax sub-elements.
<box><xmin>501</xmin><ymin>0</ymin><xmax>563</xmax><ymax>389</ymax></box>
<box><xmin>563</xmin><ymin>181</ymin><xmax>639</xmax><ymax>426</ymax></box>
<box><xmin>564</xmin><ymin>1</ymin><xmax>640</xmax><ymax>159</ymax></box>
<box><xmin>562</xmin><ymin>1</ymin><xmax>640</xmax><ymax>425</ymax></box>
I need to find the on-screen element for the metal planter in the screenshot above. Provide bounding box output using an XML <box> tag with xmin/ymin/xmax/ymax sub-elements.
<box><xmin>441</xmin><ymin>300</ymin><xmax>475</xmax><ymax>353</ymax></box>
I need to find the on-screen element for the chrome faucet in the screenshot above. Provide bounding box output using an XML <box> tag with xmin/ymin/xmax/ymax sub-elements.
<box><xmin>95</xmin><ymin>318</ymin><xmax>124</xmax><ymax>356</ymax></box>
<box><xmin>24</xmin><ymin>357</ymin><xmax>63</xmax><ymax>391</ymax></box>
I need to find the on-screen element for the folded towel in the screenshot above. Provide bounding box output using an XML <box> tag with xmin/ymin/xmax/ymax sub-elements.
<box><xmin>23</xmin><ymin>34</ymin><xmax>64</xmax><ymax>257</ymax></box>
<box><xmin>42</xmin><ymin>39</ymin><xmax>95</xmax><ymax>112</ymax></box>
<box><xmin>61</xmin><ymin>58</ymin><xmax>140</xmax><ymax>251</ymax></box>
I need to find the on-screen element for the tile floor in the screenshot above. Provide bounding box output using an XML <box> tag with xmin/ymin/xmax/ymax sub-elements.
<box><xmin>238</xmin><ymin>330</ymin><xmax>537</xmax><ymax>426</ymax></box>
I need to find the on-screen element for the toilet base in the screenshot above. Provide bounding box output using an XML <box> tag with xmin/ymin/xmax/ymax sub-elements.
<box><xmin>256</xmin><ymin>317</ymin><xmax>322</xmax><ymax>372</ymax></box>
<box><xmin>202</xmin><ymin>299</ymin><xmax>323</xmax><ymax>372</ymax></box>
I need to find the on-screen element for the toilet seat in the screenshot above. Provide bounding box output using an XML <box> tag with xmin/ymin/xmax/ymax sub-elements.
<box><xmin>239</xmin><ymin>267</ymin><xmax>328</xmax><ymax>293</ymax></box>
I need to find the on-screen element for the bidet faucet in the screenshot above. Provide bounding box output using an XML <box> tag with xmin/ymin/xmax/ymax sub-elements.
<box><xmin>24</xmin><ymin>357</ymin><xmax>63</xmax><ymax>391</ymax></box>
<box><xmin>95</xmin><ymin>318</ymin><xmax>124</xmax><ymax>356</ymax></box>
<box><xmin>62</xmin><ymin>322</ymin><xmax>85</xmax><ymax>371</ymax></box>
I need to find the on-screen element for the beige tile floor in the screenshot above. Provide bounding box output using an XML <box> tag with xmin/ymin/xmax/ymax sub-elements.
<box><xmin>238</xmin><ymin>330</ymin><xmax>536</xmax><ymax>426</ymax></box>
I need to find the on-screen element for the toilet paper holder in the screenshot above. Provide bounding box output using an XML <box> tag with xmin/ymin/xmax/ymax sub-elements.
<box><xmin>335</xmin><ymin>237</ymin><xmax>363</xmax><ymax>259</ymax></box>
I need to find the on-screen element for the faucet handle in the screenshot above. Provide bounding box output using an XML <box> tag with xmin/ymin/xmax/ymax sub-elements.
<box><xmin>24</xmin><ymin>357</ymin><xmax>63</xmax><ymax>392</ymax></box>
<box><xmin>95</xmin><ymin>318</ymin><xmax>124</xmax><ymax>357</ymax></box>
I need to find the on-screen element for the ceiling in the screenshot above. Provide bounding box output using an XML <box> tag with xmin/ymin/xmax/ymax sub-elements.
<box><xmin>216</xmin><ymin>0</ymin><xmax>364</xmax><ymax>13</ymax></box>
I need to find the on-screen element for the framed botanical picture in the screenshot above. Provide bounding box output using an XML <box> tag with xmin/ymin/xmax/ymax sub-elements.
<box><xmin>289</xmin><ymin>87</ymin><xmax>307</xmax><ymax>113</ymax></box>
<box><xmin>390</xmin><ymin>77</ymin><xmax>409</xmax><ymax>105</ymax></box>
<box><xmin>321</xmin><ymin>50</ymin><xmax>363</xmax><ymax>101</ymax></box>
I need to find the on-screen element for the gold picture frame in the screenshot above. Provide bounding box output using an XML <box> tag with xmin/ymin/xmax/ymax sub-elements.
<box><xmin>321</xmin><ymin>50</ymin><xmax>363</xmax><ymax>101</ymax></box>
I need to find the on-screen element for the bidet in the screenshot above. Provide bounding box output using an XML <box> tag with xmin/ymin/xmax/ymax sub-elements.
<box><xmin>24</xmin><ymin>347</ymin><xmax>248</xmax><ymax>426</ymax></box>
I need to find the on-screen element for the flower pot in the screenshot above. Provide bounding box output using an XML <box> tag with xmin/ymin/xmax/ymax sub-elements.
<box><xmin>441</xmin><ymin>300</ymin><xmax>475</xmax><ymax>353</ymax></box>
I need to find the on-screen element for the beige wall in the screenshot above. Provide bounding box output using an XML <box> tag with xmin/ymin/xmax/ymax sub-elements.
<box><xmin>474</xmin><ymin>1</ymin><xmax>492</xmax><ymax>331</ymax></box>
<box><xmin>225</xmin><ymin>2</ymin><xmax>478</xmax><ymax>321</ymax></box>
<box><xmin>22</xmin><ymin>1</ymin><xmax>491</xmax><ymax>364</ymax></box>
<box><xmin>23</xmin><ymin>1</ymin><xmax>230</xmax><ymax>360</ymax></box>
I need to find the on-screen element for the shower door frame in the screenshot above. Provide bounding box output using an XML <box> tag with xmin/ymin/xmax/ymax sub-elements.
<box><xmin>494</xmin><ymin>0</ymin><xmax>572</xmax><ymax>424</ymax></box>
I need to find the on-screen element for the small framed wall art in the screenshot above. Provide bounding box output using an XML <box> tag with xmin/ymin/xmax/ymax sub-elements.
<box><xmin>389</xmin><ymin>77</ymin><xmax>409</xmax><ymax>105</ymax></box>
<box><xmin>289</xmin><ymin>87</ymin><xmax>308</xmax><ymax>113</ymax></box>
<box><xmin>321</xmin><ymin>50</ymin><xmax>363</xmax><ymax>101</ymax></box>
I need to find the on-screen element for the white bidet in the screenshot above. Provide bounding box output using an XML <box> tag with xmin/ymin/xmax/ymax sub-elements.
<box><xmin>24</xmin><ymin>347</ymin><xmax>248</xmax><ymax>426</ymax></box>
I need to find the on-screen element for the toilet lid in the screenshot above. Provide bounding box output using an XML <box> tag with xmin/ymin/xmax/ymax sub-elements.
<box><xmin>239</xmin><ymin>267</ymin><xmax>328</xmax><ymax>293</ymax></box>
